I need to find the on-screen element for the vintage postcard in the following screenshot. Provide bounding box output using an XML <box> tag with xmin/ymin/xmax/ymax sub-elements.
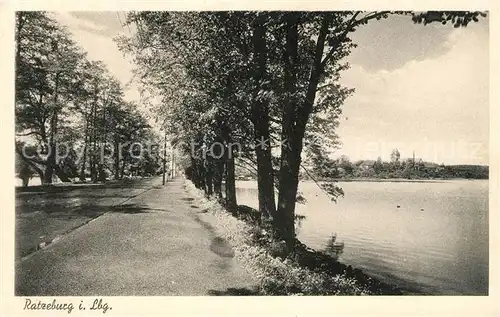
<box><xmin>1</xmin><ymin>0</ymin><xmax>498</xmax><ymax>316</ymax></box>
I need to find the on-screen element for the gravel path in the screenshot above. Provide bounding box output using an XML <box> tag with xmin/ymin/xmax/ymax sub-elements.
<box><xmin>15</xmin><ymin>177</ymin><xmax>256</xmax><ymax>296</ymax></box>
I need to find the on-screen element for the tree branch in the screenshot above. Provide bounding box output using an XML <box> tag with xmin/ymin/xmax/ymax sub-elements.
<box><xmin>299</xmin><ymin>163</ymin><xmax>342</xmax><ymax>201</ymax></box>
<box><xmin>15</xmin><ymin>144</ymin><xmax>48</xmax><ymax>166</ymax></box>
<box><xmin>16</xmin><ymin>131</ymin><xmax>42</xmax><ymax>137</ymax></box>
<box><xmin>321</xmin><ymin>11</ymin><xmax>391</xmax><ymax>69</ymax></box>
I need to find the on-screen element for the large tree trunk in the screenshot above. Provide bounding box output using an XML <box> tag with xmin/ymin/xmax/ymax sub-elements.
<box><xmin>44</xmin><ymin>73</ymin><xmax>60</xmax><ymax>185</ymax></box>
<box><xmin>114</xmin><ymin>135</ymin><xmax>120</xmax><ymax>180</ymax></box>
<box><xmin>276</xmin><ymin>16</ymin><xmax>300</xmax><ymax>247</ymax></box>
<box><xmin>276</xmin><ymin>145</ymin><xmax>301</xmax><ymax>247</ymax></box>
<box><xmin>195</xmin><ymin>159</ymin><xmax>206</xmax><ymax>190</ymax></box>
<box><xmin>43</xmin><ymin>148</ymin><xmax>55</xmax><ymax>184</ymax></box>
<box><xmin>79</xmin><ymin>145</ymin><xmax>87</xmax><ymax>181</ymax></box>
<box><xmin>98</xmin><ymin>164</ymin><xmax>106</xmax><ymax>182</ymax></box>
<box><xmin>205</xmin><ymin>160</ymin><xmax>214</xmax><ymax>196</ymax></box>
<box><xmin>213</xmin><ymin>159</ymin><xmax>224</xmax><ymax>201</ymax></box>
<box><xmin>120</xmin><ymin>157</ymin><xmax>126</xmax><ymax>179</ymax></box>
<box><xmin>44</xmin><ymin>140</ymin><xmax>73</xmax><ymax>184</ymax></box>
<box><xmin>252</xmin><ymin>15</ymin><xmax>277</xmax><ymax>226</ymax></box>
<box><xmin>80</xmin><ymin>123</ymin><xmax>89</xmax><ymax>181</ymax></box>
<box><xmin>16</xmin><ymin>146</ymin><xmax>45</xmax><ymax>184</ymax></box>
<box><xmin>222</xmin><ymin>127</ymin><xmax>238</xmax><ymax>213</ymax></box>
<box><xmin>15</xmin><ymin>13</ymin><xmax>25</xmax><ymax>82</ymax></box>
<box><xmin>211</xmin><ymin>136</ymin><xmax>225</xmax><ymax>201</ymax></box>
<box><xmin>188</xmin><ymin>156</ymin><xmax>199</xmax><ymax>187</ymax></box>
<box><xmin>55</xmin><ymin>165</ymin><xmax>71</xmax><ymax>182</ymax></box>
<box><xmin>276</xmin><ymin>15</ymin><xmax>331</xmax><ymax>249</ymax></box>
<box><xmin>225</xmin><ymin>155</ymin><xmax>237</xmax><ymax>211</ymax></box>
<box><xmin>90</xmin><ymin>88</ymin><xmax>98</xmax><ymax>183</ymax></box>
<box><xmin>99</xmin><ymin>102</ymin><xmax>107</xmax><ymax>183</ymax></box>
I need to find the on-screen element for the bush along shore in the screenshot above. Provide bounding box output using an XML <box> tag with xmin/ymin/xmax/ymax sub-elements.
<box><xmin>186</xmin><ymin>180</ymin><xmax>416</xmax><ymax>295</ymax></box>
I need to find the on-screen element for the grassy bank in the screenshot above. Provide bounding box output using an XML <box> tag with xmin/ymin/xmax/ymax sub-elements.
<box><xmin>186</xmin><ymin>180</ymin><xmax>412</xmax><ymax>295</ymax></box>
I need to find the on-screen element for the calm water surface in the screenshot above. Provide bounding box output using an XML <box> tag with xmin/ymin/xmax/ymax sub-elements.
<box><xmin>236</xmin><ymin>180</ymin><xmax>488</xmax><ymax>295</ymax></box>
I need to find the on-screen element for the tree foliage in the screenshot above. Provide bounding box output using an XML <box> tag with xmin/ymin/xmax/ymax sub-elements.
<box><xmin>118</xmin><ymin>10</ymin><xmax>486</xmax><ymax>251</ymax></box>
<box><xmin>15</xmin><ymin>11</ymin><xmax>156</xmax><ymax>186</ymax></box>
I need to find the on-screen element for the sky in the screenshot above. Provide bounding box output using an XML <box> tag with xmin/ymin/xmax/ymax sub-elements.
<box><xmin>54</xmin><ymin>12</ymin><xmax>490</xmax><ymax>165</ymax></box>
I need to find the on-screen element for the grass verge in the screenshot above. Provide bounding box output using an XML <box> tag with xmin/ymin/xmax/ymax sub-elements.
<box><xmin>185</xmin><ymin>180</ymin><xmax>398</xmax><ymax>295</ymax></box>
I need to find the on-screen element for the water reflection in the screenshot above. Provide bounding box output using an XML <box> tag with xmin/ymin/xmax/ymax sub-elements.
<box><xmin>323</xmin><ymin>234</ymin><xmax>345</xmax><ymax>260</ymax></box>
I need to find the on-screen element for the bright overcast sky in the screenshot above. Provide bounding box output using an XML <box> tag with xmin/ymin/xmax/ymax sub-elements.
<box><xmin>54</xmin><ymin>12</ymin><xmax>489</xmax><ymax>165</ymax></box>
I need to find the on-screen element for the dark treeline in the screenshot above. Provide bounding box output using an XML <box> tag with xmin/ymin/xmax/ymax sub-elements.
<box><xmin>305</xmin><ymin>149</ymin><xmax>489</xmax><ymax>180</ymax></box>
<box><xmin>237</xmin><ymin>157</ymin><xmax>489</xmax><ymax>181</ymax></box>
<box><xmin>15</xmin><ymin>12</ymin><xmax>161</xmax><ymax>187</ymax></box>
<box><xmin>116</xmin><ymin>11</ymin><xmax>485</xmax><ymax>252</ymax></box>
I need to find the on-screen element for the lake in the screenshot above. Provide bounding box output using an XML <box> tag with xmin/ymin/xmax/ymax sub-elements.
<box><xmin>236</xmin><ymin>180</ymin><xmax>489</xmax><ymax>295</ymax></box>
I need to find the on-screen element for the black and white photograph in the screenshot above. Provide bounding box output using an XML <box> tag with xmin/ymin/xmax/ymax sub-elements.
<box><xmin>2</xmin><ymin>3</ymin><xmax>498</xmax><ymax>316</ymax></box>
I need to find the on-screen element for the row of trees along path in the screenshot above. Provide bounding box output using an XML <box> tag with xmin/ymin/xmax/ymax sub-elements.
<box><xmin>16</xmin><ymin>11</ymin><xmax>483</xmax><ymax>253</ymax></box>
<box><xmin>15</xmin><ymin>12</ymin><xmax>159</xmax><ymax>186</ymax></box>
<box><xmin>118</xmin><ymin>11</ymin><xmax>484</xmax><ymax>253</ymax></box>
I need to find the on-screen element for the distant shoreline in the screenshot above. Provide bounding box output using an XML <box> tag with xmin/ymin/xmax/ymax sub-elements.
<box><xmin>319</xmin><ymin>177</ymin><xmax>487</xmax><ymax>183</ymax></box>
<box><xmin>236</xmin><ymin>177</ymin><xmax>488</xmax><ymax>184</ymax></box>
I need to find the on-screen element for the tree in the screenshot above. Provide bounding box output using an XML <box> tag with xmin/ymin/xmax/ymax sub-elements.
<box><xmin>373</xmin><ymin>156</ymin><xmax>383</xmax><ymax>174</ymax></box>
<box><xmin>15</xmin><ymin>11</ymin><xmax>88</xmax><ymax>184</ymax></box>
<box><xmin>16</xmin><ymin>11</ymin><xmax>155</xmax><ymax>185</ymax></box>
<box><xmin>117</xmin><ymin>10</ymin><xmax>486</xmax><ymax>252</ymax></box>
<box><xmin>270</xmin><ymin>11</ymin><xmax>485</xmax><ymax>246</ymax></box>
<box><xmin>390</xmin><ymin>149</ymin><xmax>401</xmax><ymax>164</ymax></box>
<box><xmin>338</xmin><ymin>155</ymin><xmax>354</xmax><ymax>176</ymax></box>
<box><xmin>16</xmin><ymin>154</ymin><xmax>35</xmax><ymax>187</ymax></box>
